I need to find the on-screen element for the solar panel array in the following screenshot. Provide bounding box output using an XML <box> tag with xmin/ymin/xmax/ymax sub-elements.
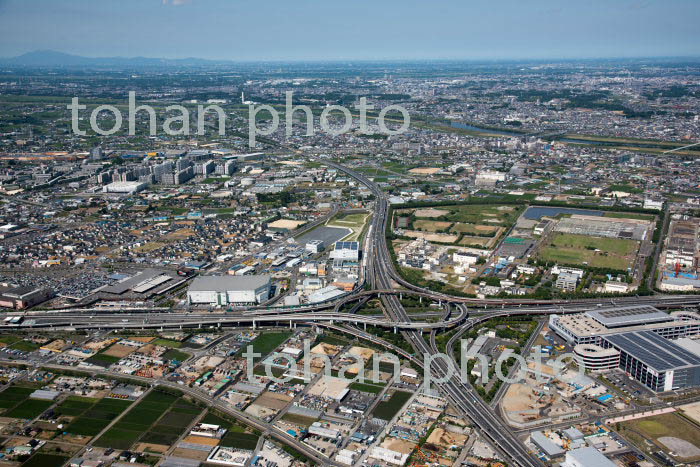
<box><xmin>587</xmin><ymin>305</ymin><xmax>670</xmax><ymax>327</ymax></box>
<box><xmin>604</xmin><ymin>330</ymin><xmax>700</xmax><ymax>371</ymax></box>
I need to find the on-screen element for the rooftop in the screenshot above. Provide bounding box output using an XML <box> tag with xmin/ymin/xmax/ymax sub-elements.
<box><xmin>587</xmin><ymin>305</ymin><xmax>672</xmax><ymax>328</ymax></box>
<box><xmin>189</xmin><ymin>275</ymin><xmax>270</xmax><ymax>292</ymax></box>
<box><xmin>603</xmin><ymin>330</ymin><xmax>700</xmax><ymax>372</ymax></box>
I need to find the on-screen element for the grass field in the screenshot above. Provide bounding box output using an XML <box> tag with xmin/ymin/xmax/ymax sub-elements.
<box><xmin>239</xmin><ymin>332</ymin><xmax>292</xmax><ymax>363</ymax></box>
<box><xmin>442</xmin><ymin>204</ymin><xmax>520</xmax><ymax>225</ymax></box>
<box><xmin>327</xmin><ymin>212</ymin><xmax>370</xmax><ymax>242</ymax></box>
<box><xmin>0</xmin><ymin>336</ymin><xmax>39</xmax><ymax>352</ymax></box>
<box><xmin>162</xmin><ymin>349</ymin><xmax>190</xmax><ymax>362</ymax></box>
<box><xmin>372</xmin><ymin>391</ymin><xmax>412</xmax><ymax>421</ymax></box>
<box><xmin>621</xmin><ymin>413</ymin><xmax>700</xmax><ymax>462</ymax></box>
<box><xmin>413</xmin><ymin>220</ymin><xmax>453</xmax><ymax>232</ymax></box>
<box><xmin>349</xmin><ymin>382</ymin><xmax>384</xmax><ymax>394</ymax></box>
<box><xmin>220</xmin><ymin>423</ymin><xmax>260</xmax><ymax>449</ymax></box>
<box><xmin>84</xmin><ymin>352</ymin><xmax>121</xmax><ymax>367</ymax></box>
<box><xmin>538</xmin><ymin>232</ymin><xmax>638</xmax><ymax>270</ymax></box>
<box><xmin>152</xmin><ymin>338</ymin><xmax>186</xmax><ymax>348</ymax></box>
<box><xmin>450</xmin><ymin>223</ymin><xmax>500</xmax><ymax>235</ymax></box>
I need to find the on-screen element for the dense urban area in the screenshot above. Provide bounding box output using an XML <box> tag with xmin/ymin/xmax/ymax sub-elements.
<box><xmin>1</xmin><ymin>57</ymin><xmax>700</xmax><ymax>467</ymax></box>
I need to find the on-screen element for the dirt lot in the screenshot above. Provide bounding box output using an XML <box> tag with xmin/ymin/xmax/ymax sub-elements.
<box><xmin>183</xmin><ymin>435</ymin><xmax>219</xmax><ymax>446</ymax></box>
<box><xmin>135</xmin><ymin>442</ymin><xmax>169</xmax><ymax>454</ymax></box>
<box><xmin>408</xmin><ymin>167</ymin><xmax>441</xmax><ymax>175</ymax></box>
<box><xmin>268</xmin><ymin>219</ymin><xmax>306</xmax><ymax>230</ymax></box>
<box><xmin>412</xmin><ymin>208</ymin><xmax>450</xmax><ymax>218</ymax></box>
<box><xmin>413</xmin><ymin>220</ymin><xmax>453</xmax><ymax>232</ymax></box>
<box><xmin>130</xmin><ymin>336</ymin><xmax>156</xmax><ymax>343</ymax></box>
<box><xmin>404</xmin><ymin>230</ymin><xmax>459</xmax><ymax>243</ymax></box>
<box><xmin>253</xmin><ymin>391</ymin><xmax>293</xmax><ymax>410</ymax></box>
<box><xmin>680</xmin><ymin>401</ymin><xmax>700</xmax><ymax>424</ymax></box>
<box><xmin>171</xmin><ymin>447</ymin><xmax>211</xmax><ymax>461</ymax></box>
<box><xmin>103</xmin><ymin>344</ymin><xmax>137</xmax><ymax>358</ymax></box>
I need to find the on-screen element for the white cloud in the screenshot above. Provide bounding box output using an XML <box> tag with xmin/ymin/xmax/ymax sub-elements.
<box><xmin>162</xmin><ymin>0</ymin><xmax>192</xmax><ymax>6</ymax></box>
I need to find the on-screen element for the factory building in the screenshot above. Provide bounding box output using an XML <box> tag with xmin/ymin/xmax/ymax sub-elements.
<box><xmin>187</xmin><ymin>275</ymin><xmax>271</xmax><ymax>305</ymax></box>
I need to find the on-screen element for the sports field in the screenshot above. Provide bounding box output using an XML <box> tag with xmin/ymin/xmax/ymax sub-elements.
<box><xmin>621</xmin><ymin>413</ymin><xmax>700</xmax><ymax>462</ymax></box>
<box><xmin>538</xmin><ymin>232</ymin><xmax>638</xmax><ymax>270</ymax></box>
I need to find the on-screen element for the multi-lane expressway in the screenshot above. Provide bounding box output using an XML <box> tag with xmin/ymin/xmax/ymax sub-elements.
<box><xmin>7</xmin><ymin>160</ymin><xmax>700</xmax><ymax>466</ymax></box>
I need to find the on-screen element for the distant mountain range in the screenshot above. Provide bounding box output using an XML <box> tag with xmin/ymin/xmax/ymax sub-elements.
<box><xmin>0</xmin><ymin>50</ymin><xmax>230</xmax><ymax>68</ymax></box>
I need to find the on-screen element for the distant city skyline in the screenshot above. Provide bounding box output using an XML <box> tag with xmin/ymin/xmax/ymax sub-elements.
<box><xmin>0</xmin><ymin>0</ymin><xmax>698</xmax><ymax>61</ymax></box>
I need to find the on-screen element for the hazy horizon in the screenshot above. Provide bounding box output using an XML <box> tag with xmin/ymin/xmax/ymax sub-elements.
<box><xmin>0</xmin><ymin>0</ymin><xmax>698</xmax><ymax>62</ymax></box>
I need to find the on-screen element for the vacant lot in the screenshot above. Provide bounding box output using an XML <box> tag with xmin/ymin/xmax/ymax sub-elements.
<box><xmin>413</xmin><ymin>208</ymin><xmax>450</xmax><ymax>218</ymax></box>
<box><xmin>152</xmin><ymin>338</ymin><xmax>185</xmax><ymax>348</ymax></box>
<box><xmin>103</xmin><ymin>343</ymin><xmax>136</xmax><ymax>358</ymax></box>
<box><xmin>373</xmin><ymin>391</ymin><xmax>412</xmax><ymax>421</ymax></box>
<box><xmin>450</xmin><ymin>223</ymin><xmax>501</xmax><ymax>236</ymax></box>
<box><xmin>327</xmin><ymin>212</ymin><xmax>370</xmax><ymax>242</ymax></box>
<box><xmin>404</xmin><ymin>231</ymin><xmax>460</xmax><ymax>244</ymax></box>
<box><xmin>239</xmin><ymin>332</ymin><xmax>291</xmax><ymax>363</ymax></box>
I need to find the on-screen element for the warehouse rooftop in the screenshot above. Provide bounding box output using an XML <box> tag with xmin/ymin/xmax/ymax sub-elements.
<box><xmin>587</xmin><ymin>305</ymin><xmax>672</xmax><ymax>328</ymax></box>
<box><xmin>189</xmin><ymin>275</ymin><xmax>271</xmax><ymax>292</ymax></box>
<box><xmin>603</xmin><ymin>330</ymin><xmax>700</xmax><ymax>372</ymax></box>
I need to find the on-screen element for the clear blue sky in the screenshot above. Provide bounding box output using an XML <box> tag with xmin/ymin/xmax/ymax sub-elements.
<box><xmin>0</xmin><ymin>0</ymin><xmax>698</xmax><ymax>60</ymax></box>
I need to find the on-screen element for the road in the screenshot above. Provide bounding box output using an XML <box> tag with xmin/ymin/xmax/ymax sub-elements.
<box><xmin>329</xmin><ymin>161</ymin><xmax>544</xmax><ymax>466</ymax></box>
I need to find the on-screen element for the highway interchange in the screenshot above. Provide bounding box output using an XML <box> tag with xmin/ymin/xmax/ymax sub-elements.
<box><xmin>5</xmin><ymin>161</ymin><xmax>700</xmax><ymax>466</ymax></box>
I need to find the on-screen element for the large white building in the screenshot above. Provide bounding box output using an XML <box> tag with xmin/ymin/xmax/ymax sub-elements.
<box><xmin>102</xmin><ymin>181</ymin><xmax>147</xmax><ymax>194</ymax></box>
<box><xmin>330</xmin><ymin>241</ymin><xmax>360</xmax><ymax>261</ymax></box>
<box><xmin>563</xmin><ymin>447</ymin><xmax>616</xmax><ymax>467</ymax></box>
<box><xmin>187</xmin><ymin>275</ymin><xmax>271</xmax><ymax>305</ymax></box>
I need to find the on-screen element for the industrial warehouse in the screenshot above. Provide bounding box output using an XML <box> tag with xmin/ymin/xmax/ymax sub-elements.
<box><xmin>549</xmin><ymin>305</ymin><xmax>700</xmax><ymax>345</ymax></box>
<box><xmin>551</xmin><ymin>306</ymin><xmax>700</xmax><ymax>392</ymax></box>
<box><xmin>187</xmin><ymin>275</ymin><xmax>271</xmax><ymax>306</ymax></box>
